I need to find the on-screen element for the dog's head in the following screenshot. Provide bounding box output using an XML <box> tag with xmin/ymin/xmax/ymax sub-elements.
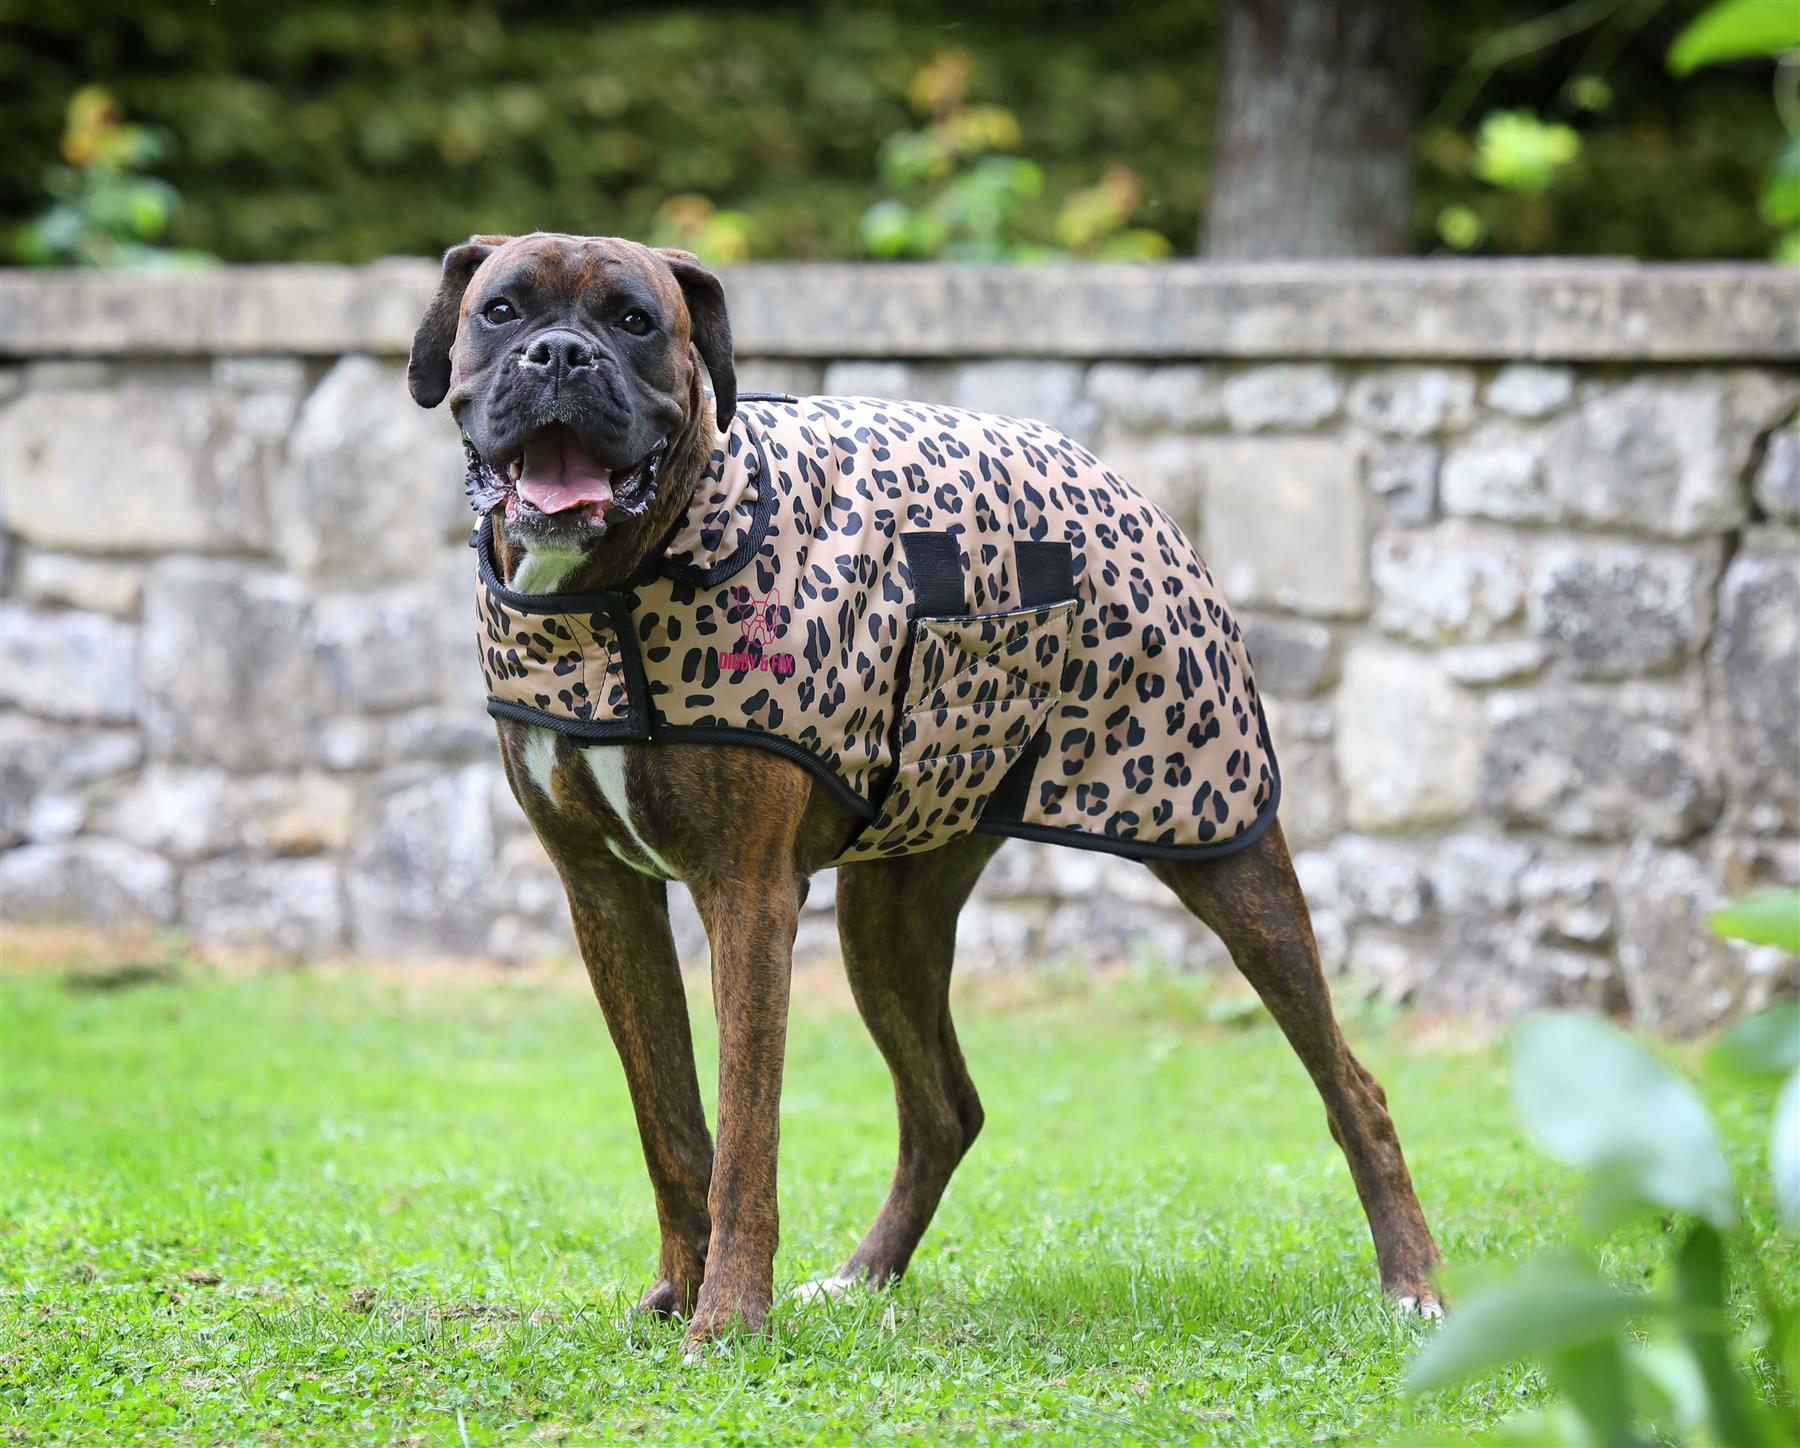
<box><xmin>408</xmin><ymin>232</ymin><xmax>734</xmax><ymax>579</ymax></box>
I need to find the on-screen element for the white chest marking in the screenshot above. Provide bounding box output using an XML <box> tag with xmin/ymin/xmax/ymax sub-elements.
<box><xmin>582</xmin><ymin>746</ymin><xmax>676</xmax><ymax>879</ymax></box>
<box><xmin>511</xmin><ymin>548</ymin><xmax>584</xmax><ymax>595</ymax></box>
<box><xmin>522</xmin><ymin>727</ymin><xmax>561</xmax><ymax>802</ymax></box>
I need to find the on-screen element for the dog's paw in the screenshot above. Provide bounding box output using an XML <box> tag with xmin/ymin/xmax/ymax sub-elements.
<box><xmin>1392</xmin><ymin>1290</ymin><xmax>1444</xmax><ymax>1320</ymax></box>
<box><xmin>787</xmin><ymin>1272</ymin><xmax>862</xmax><ymax>1306</ymax></box>
<box><xmin>633</xmin><ymin>1278</ymin><xmax>694</xmax><ymax>1320</ymax></box>
<box><xmin>681</xmin><ymin>1282</ymin><xmax>770</xmax><ymax>1356</ymax></box>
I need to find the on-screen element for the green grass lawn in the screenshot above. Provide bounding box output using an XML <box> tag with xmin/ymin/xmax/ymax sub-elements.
<box><xmin>2</xmin><ymin>945</ymin><xmax>1793</xmax><ymax>1445</ymax></box>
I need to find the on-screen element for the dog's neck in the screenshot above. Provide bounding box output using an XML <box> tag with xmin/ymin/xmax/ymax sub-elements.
<box><xmin>491</xmin><ymin>366</ymin><xmax>719</xmax><ymax>595</ymax></box>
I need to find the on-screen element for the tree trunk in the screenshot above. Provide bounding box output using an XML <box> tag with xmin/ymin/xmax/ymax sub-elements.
<box><xmin>1203</xmin><ymin>0</ymin><xmax>1415</xmax><ymax>258</ymax></box>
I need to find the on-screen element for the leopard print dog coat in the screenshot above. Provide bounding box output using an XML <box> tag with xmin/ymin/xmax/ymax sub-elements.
<box><xmin>475</xmin><ymin>393</ymin><xmax>1280</xmax><ymax>864</ymax></box>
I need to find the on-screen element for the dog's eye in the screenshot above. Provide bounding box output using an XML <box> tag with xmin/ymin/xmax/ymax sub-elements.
<box><xmin>618</xmin><ymin>309</ymin><xmax>655</xmax><ymax>336</ymax></box>
<box><xmin>482</xmin><ymin>299</ymin><xmax>517</xmax><ymax>325</ymax></box>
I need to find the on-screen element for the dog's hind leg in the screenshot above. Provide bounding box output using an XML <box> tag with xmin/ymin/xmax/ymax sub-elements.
<box><xmin>1149</xmin><ymin>822</ymin><xmax>1443</xmax><ymax>1313</ymax></box>
<box><xmin>805</xmin><ymin>833</ymin><xmax>1003</xmax><ymax>1295</ymax></box>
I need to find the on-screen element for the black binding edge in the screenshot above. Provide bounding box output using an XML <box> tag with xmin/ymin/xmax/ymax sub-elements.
<box><xmin>476</xmin><ymin>513</ymin><xmax>627</xmax><ymax>615</ymax></box>
<box><xmin>488</xmin><ymin>697</ymin><xmax>648</xmax><ymax>742</ymax></box>
<box><xmin>656</xmin><ymin>406</ymin><xmax>778</xmax><ymax>588</ymax></box>
<box><xmin>975</xmin><ymin>697</ymin><xmax>1283</xmax><ymax>861</ymax></box>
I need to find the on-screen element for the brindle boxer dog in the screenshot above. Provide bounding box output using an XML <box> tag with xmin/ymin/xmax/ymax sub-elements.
<box><xmin>408</xmin><ymin>232</ymin><xmax>1443</xmax><ymax>1349</ymax></box>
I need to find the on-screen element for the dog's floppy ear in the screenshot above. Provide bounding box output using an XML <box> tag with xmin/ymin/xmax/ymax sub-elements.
<box><xmin>408</xmin><ymin>236</ymin><xmax>507</xmax><ymax>408</ymax></box>
<box><xmin>658</xmin><ymin>248</ymin><xmax>736</xmax><ymax>431</ymax></box>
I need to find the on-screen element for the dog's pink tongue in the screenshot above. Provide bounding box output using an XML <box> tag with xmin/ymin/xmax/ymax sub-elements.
<box><xmin>516</xmin><ymin>425</ymin><xmax>615</xmax><ymax>515</ymax></box>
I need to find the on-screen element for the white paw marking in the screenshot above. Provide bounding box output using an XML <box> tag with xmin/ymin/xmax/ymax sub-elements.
<box><xmin>788</xmin><ymin>1273</ymin><xmax>861</xmax><ymax>1305</ymax></box>
<box><xmin>1395</xmin><ymin>1293</ymin><xmax>1444</xmax><ymax>1320</ymax></box>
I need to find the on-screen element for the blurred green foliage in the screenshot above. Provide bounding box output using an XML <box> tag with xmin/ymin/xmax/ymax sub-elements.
<box><xmin>0</xmin><ymin>0</ymin><xmax>1789</xmax><ymax>263</ymax></box>
<box><xmin>13</xmin><ymin>86</ymin><xmax>212</xmax><ymax>268</ymax></box>
<box><xmin>1407</xmin><ymin>891</ymin><xmax>1800</xmax><ymax>1445</ymax></box>
<box><xmin>856</xmin><ymin>48</ymin><xmax>1173</xmax><ymax>260</ymax></box>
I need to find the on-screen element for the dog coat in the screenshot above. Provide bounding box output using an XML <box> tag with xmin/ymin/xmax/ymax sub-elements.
<box><xmin>474</xmin><ymin>393</ymin><xmax>1280</xmax><ymax>863</ymax></box>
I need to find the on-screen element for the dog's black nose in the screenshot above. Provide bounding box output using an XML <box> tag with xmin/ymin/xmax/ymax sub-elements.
<box><xmin>521</xmin><ymin>329</ymin><xmax>596</xmax><ymax>376</ymax></box>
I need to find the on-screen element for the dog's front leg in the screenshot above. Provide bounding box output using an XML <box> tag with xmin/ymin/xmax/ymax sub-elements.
<box><xmin>682</xmin><ymin>859</ymin><xmax>802</xmax><ymax>1347</ymax></box>
<box><xmin>560</xmin><ymin>850</ymin><xmax>715</xmax><ymax>1318</ymax></box>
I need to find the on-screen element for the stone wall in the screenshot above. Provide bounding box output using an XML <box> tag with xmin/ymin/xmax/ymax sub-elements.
<box><xmin>2</xmin><ymin>260</ymin><xmax>1796</xmax><ymax>1028</ymax></box>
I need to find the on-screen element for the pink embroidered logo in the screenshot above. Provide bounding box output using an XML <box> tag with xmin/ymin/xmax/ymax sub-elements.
<box><xmin>717</xmin><ymin>586</ymin><xmax>797</xmax><ymax>677</ymax></box>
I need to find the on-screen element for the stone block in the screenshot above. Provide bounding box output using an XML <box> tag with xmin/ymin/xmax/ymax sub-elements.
<box><xmin>1528</xmin><ymin>538</ymin><xmax>1719</xmax><ymax>678</ymax></box>
<box><xmin>1219</xmin><ymin>364</ymin><xmax>1342</xmax><ymax>432</ymax></box>
<box><xmin>103</xmin><ymin>765</ymin><xmax>232</xmax><ymax>860</ymax></box>
<box><xmin>1483</xmin><ymin>364</ymin><xmax>1575</xmax><ymax>419</ymax></box>
<box><xmin>384</xmin><ymin>707</ymin><xmax>494</xmax><ymax>764</ymax></box>
<box><xmin>1321</xmin><ymin>835</ymin><xmax>1432</xmax><ymax>926</ymax></box>
<box><xmin>1533</xmin><ymin>372</ymin><xmax>1799</xmax><ymax>538</ymax></box>
<box><xmin>232</xmin><ymin>772</ymin><xmax>360</xmax><ymax>856</ymax></box>
<box><xmin>1518</xmin><ymin>852</ymin><xmax>1617</xmax><ymax>946</ymax></box>
<box><xmin>485</xmin><ymin>832</ymin><xmax>575</xmax><ymax>964</ymax></box>
<box><xmin>312</xmin><ymin>585</ymin><xmax>441</xmax><ymax>712</ymax></box>
<box><xmin>736</xmin><ymin>359</ymin><xmax>823</xmax><ymax>398</ymax></box>
<box><xmin>1335</xmin><ymin>646</ymin><xmax>1484</xmax><ymax>830</ymax></box>
<box><xmin>1710</xmin><ymin>534</ymin><xmax>1800</xmax><ymax>833</ymax></box>
<box><xmin>0</xmin><ymin>371</ymin><xmax>281</xmax><ymax>553</ymax></box>
<box><xmin>1239</xmin><ymin>614</ymin><xmax>1337</xmax><ymax>697</ymax></box>
<box><xmin>1440</xmin><ymin>640</ymin><xmax>1549</xmax><ymax>686</ymax></box>
<box><xmin>0</xmin><ymin>602</ymin><xmax>137</xmax><ymax>723</ymax></box>
<box><xmin>1260</xmin><ymin>697</ymin><xmax>1336</xmax><ymax>743</ymax></box>
<box><xmin>1440</xmin><ymin>423</ymin><xmax>1550</xmax><ymax>522</ymax></box>
<box><xmin>276</xmin><ymin>355</ymin><xmax>467</xmax><ymax>583</ymax></box>
<box><xmin>949</xmin><ymin>361</ymin><xmax>1094</xmax><ymax>440</ymax></box>
<box><xmin>1482</xmin><ymin>685</ymin><xmax>1720</xmax><ymax>841</ymax></box>
<box><xmin>1711</xmin><ymin>835</ymin><xmax>1800</xmax><ymax>895</ymax></box>
<box><xmin>181</xmin><ymin>855</ymin><xmax>347</xmax><ymax>958</ymax></box>
<box><xmin>1754</xmin><ymin>423</ymin><xmax>1800</xmax><ymax>522</ymax></box>
<box><xmin>0</xmin><ymin>714</ymin><xmax>142</xmax><ymax>847</ymax></box>
<box><xmin>1365</xmin><ymin>442</ymin><xmax>1439</xmax><ymax>526</ymax></box>
<box><xmin>0</xmin><ymin>838</ymin><xmax>175</xmax><ymax>926</ymax></box>
<box><xmin>433</xmin><ymin>545</ymin><xmax>493</xmax><ymax>717</ymax></box>
<box><xmin>1616</xmin><ymin>841</ymin><xmax>1768</xmax><ymax>1033</ymax></box>
<box><xmin>316</xmin><ymin>717</ymin><xmax>385</xmax><ymax>772</ymax></box>
<box><xmin>1429</xmin><ymin>832</ymin><xmax>1536</xmax><ymax>915</ymax></box>
<box><xmin>347</xmin><ymin>764</ymin><xmax>500</xmax><ymax>955</ymax></box>
<box><xmin>819</xmin><ymin>361</ymin><xmax>953</xmax><ymax>403</ymax></box>
<box><xmin>18</xmin><ymin>553</ymin><xmax>145</xmax><ymax>616</ymax></box>
<box><xmin>1089</xmin><ymin>430</ymin><xmax>1205</xmax><ymax>543</ymax></box>
<box><xmin>1262</xmin><ymin>735</ymin><xmax>1341</xmax><ymax>851</ymax></box>
<box><xmin>140</xmin><ymin>558</ymin><xmax>319</xmax><ymax>772</ymax></box>
<box><xmin>1371</xmin><ymin>521</ymin><xmax>1526</xmax><ymax>644</ymax></box>
<box><xmin>1200</xmin><ymin>437</ymin><xmax>1369</xmax><ymax>617</ymax></box>
<box><xmin>1086</xmin><ymin>363</ymin><xmax>1223</xmax><ymax>431</ymax></box>
<box><xmin>1345</xmin><ymin>366</ymin><xmax>1476</xmax><ymax>438</ymax></box>
<box><xmin>102</xmin><ymin>766</ymin><xmax>358</xmax><ymax>860</ymax></box>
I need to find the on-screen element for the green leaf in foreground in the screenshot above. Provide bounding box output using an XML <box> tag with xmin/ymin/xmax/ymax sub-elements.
<box><xmin>1406</xmin><ymin>1255</ymin><xmax>1650</xmax><ymax>1394</ymax></box>
<box><xmin>1708</xmin><ymin>887</ymin><xmax>1800</xmax><ymax>952</ymax></box>
<box><xmin>1510</xmin><ymin>1013</ymin><xmax>1737</xmax><ymax>1231</ymax></box>
<box><xmin>1669</xmin><ymin>0</ymin><xmax>1800</xmax><ymax>75</ymax></box>
<box><xmin>1775</xmin><ymin>1070</ymin><xmax>1800</xmax><ymax>1229</ymax></box>
<box><xmin>1709</xmin><ymin>1001</ymin><xmax>1800</xmax><ymax>1080</ymax></box>
<box><xmin>1673</xmin><ymin>1222</ymin><xmax>1775</xmax><ymax>1448</ymax></box>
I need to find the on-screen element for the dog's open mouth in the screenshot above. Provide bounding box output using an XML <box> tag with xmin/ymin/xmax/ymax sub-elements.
<box><xmin>465</xmin><ymin>424</ymin><xmax>661</xmax><ymax>526</ymax></box>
